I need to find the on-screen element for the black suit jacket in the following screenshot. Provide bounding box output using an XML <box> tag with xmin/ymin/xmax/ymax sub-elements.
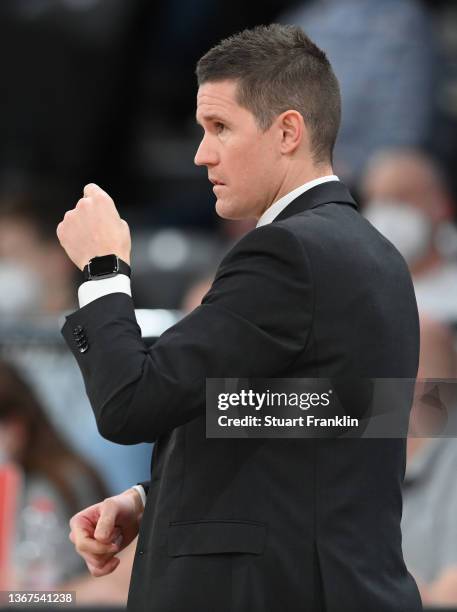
<box><xmin>62</xmin><ymin>182</ymin><xmax>422</xmax><ymax>612</ymax></box>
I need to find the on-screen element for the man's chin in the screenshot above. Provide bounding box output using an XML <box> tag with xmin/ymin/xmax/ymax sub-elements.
<box><xmin>215</xmin><ymin>197</ymin><xmax>252</xmax><ymax>221</ymax></box>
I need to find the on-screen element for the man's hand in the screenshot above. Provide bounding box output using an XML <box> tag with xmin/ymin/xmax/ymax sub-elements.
<box><xmin>69</xmin><ymin>488</ymin><xmax>144</xmax><ymax>578</ymax></box>
<box><xmin>56</xmin><ymin>183</ymin><xmax>131</xmax><ymax>270</ymax></box>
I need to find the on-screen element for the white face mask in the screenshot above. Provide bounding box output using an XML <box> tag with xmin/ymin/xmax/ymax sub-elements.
<box><xmin>0</xmin><ymin>261</ymin><xmax>42</xmax><ymax>317</ymax></box>
<box><xmin>363</xmin><ymin>201</ymin><xmax>432</xmax><ymax>266</ymax></box>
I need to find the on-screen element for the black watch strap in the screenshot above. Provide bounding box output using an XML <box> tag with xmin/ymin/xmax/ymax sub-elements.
<box><xmin>82</xmin><ymin>255</ymin><xmax>131</xmax><ymax>282</ymax></box>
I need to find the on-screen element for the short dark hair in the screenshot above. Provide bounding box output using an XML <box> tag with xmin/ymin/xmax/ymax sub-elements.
<box><xmin>196</xmin><ymin>24</ymin><xmax>341</xmax><ymax>164</ymax></box>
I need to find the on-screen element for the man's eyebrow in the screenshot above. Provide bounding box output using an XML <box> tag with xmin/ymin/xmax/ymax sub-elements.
<box><xmin>195</xmin><ymin>114</ymin><xmax>226</xmax><ymax>126</ymax></box>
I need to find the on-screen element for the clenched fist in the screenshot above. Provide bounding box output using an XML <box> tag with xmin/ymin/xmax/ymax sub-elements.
<box><xmin>56</xmin><ymin>183</ymin><xmax>131</xmax><ymax>270</ymax></box>
<box><xmin>69</xmin><ymin>488</ymin><xmax>143</xmax><ymax>578</ymax></box>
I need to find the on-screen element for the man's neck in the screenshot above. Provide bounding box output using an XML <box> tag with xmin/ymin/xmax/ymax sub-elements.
<box><xmin>262</xmin><ymin>165</ymin><xmax>335</xmax><ymax>218</ymax></box>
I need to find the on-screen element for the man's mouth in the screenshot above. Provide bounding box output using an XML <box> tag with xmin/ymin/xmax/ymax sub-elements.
<box><xmin>209</xmin><ymin>178</ymin><xmax>225</xmax><ymax>186</ymax></box>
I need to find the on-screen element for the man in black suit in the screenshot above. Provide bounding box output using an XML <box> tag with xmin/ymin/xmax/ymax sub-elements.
<box><xmin>57</xmin><ymin>24</ymin><xmax>422</xmax><ymax>612</ymax></box>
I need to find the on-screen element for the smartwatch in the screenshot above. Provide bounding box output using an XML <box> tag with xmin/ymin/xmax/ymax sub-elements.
<box><xmin>82</xmin><ymin>255</ymin><xmax>131</xmax><ymax>282</ymax></box>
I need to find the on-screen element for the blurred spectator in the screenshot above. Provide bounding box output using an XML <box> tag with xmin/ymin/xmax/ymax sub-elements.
<box><xmin>0</xmin><ymin>184</ymin><xmax>78</xmax><ymax>318</ymax></box>
<box><xmin>362</xmin><ymin>149</ymin><xmax>457</xmax><ymax>324</ymax></box>
<box><xmin>0</xmin><ymin>359</ymin><xmax>109</xmax><ymax>588</ymax></box>
<box><xmin>403</xmin><ymin>316</ymin><xmax>457</xmax><ymax>606</ymax></box>
<box><xmin>281</xmin><ymin>0</ymin><xmax>436</xmax><ymax>186</ymax></box>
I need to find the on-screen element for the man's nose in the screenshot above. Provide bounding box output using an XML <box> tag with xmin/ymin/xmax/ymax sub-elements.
<box><xmin>194</xmin><ymin>136</ymin><xmax>218</xmax><ymax>167</ymax></box>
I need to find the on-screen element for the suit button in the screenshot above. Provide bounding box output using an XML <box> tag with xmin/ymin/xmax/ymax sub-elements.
<box><xmin>73</xmin><ymin>327</ymin><xmax>88</xmax><ymax>353</ymax></box>
<box><xmin>138</xmin><ymin>550</ymin><xmax>144</xmax><ymax>556</ymax></box>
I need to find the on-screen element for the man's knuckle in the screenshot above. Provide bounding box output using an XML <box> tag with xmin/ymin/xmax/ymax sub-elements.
<box><xmin>75</xmin><ymin>540</ymin><xmax>86</xmax><ymax>555</ymax></box>
<box><xmin>76</xmin><ymin>536</ymin><xmax>90</xmax><ymax>552</ymax></box>
<box><xmin>102</xmin><ymin>497</ymin><xmax>116</xmax><ymax>510</ymax></box>
<box><xmin>88</xmin><ymin>541</ymin><xmax>102</xmax><ymax>553</ymax></box>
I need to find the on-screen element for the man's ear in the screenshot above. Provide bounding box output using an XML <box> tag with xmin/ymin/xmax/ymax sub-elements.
<box><xmin>277</xmin><ymin>110</ymin><xmax>306</xmax><ymax>155</ymax></box>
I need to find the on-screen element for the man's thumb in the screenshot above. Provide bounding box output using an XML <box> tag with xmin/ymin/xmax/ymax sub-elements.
<box><xmin>94</xmin><ymin>502</ymin><xmax>117</xmax><ymax>543</ymax></box>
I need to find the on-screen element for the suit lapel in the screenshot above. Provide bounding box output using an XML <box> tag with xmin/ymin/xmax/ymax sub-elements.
<box><xmin>273</xmin><ymin>181</ymin><xmax>358</xmax><ymax>223</ymax></box>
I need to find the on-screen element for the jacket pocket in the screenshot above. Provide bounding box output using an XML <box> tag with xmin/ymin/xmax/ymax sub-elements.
<box><xmin>167</xmin><ymin>520</ymin><xmax>266</xmax><ymax>557</ymax></box>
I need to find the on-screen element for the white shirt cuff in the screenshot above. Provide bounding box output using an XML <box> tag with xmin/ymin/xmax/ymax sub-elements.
<box><xmin>131</xmin><ymin>485</ymin><xmax>146</xmax><ymax>508</ymax></box>
<box><xmin>78</xmin><ymin>274</ymin><xmax>132</xmax><ymax>308</ymax></box>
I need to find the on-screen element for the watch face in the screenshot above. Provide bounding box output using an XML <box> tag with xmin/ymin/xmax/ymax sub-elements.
<box><xmin>88</xmin><ymin>255</ymin><xmax>119</xmax><ymax>278</ymax></box>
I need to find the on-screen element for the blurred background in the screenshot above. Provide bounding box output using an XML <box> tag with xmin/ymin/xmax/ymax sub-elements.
<box><xmin>1</xmin><ymin>0</ymin><xmax>457</xmax><ymax>608</ymax></box>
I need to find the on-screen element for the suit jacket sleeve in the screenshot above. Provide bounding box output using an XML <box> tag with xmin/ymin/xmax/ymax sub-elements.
<box><xmin>61</xmin><ymin>224</ymin><xmax>313</xmax><ymax>444</ymax></box>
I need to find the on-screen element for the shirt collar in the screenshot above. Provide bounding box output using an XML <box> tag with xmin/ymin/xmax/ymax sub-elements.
<box><xmin>256</xmin><ymin>175</ymin><xmax>339</xmax><ymax>228</ymax></box>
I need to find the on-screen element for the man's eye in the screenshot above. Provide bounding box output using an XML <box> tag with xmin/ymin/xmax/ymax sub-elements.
<box><xmin>215</xmin><ymin>122</ymin><xmax>225</xmax><ymax>133</ymax></box>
